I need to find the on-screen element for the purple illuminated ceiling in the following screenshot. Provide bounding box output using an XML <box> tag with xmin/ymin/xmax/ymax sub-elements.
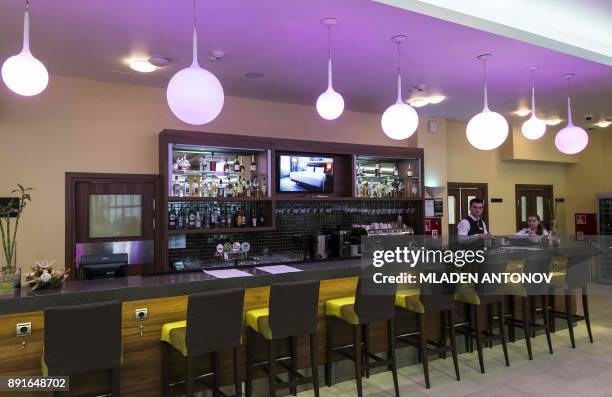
<box><xmin>0</xmin><ymin>0</ymin><xmax>610</xmax><ymax>124</ymax></box>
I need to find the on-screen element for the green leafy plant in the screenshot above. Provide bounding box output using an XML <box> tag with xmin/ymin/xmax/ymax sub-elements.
<box><xmin>0</xmin><ymin>185</ymin><xmax>33</xmax><ymax>274</ymax></box>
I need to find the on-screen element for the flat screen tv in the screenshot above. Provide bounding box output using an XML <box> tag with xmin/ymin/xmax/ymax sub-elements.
<box><xmin>277</xmin><ymin>154</ymin><xmax>334</xmax><ymax>193</ymax></box>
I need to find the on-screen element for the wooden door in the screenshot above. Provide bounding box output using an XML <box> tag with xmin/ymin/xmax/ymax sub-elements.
<box><xmin>66</xmin><ymin>173</ymin><xmax>161</xmax><ymax>276</ymax></box>
<box><xmin>515</xmin><ymin>184</ymin><xmax>553</xmax><ymax>231</ymax></box>
<box><xmin>447</xmin><ymin>182</ymin><xmax>488</xmax><ymax>235</ymax></box>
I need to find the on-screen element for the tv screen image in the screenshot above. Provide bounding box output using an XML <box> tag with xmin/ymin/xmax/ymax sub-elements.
<box><xmin>278</xmin><ymin>155</ymin><xmax>334</xmax><ymax>193</ymax></box>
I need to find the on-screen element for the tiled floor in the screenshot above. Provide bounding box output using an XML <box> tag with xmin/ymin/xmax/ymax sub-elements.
<box><xmin>300</xmin><ymin>284</ymin><xmax>612</xmax><ymax>397</ymax></box>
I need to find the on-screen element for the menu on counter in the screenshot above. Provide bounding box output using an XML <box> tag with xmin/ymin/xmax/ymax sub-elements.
<box><xmin>255</xmin><ymin>265</ymin><xmax>303</xmax><ymax>274</ymax></box>
<box><xmin>203</xmin><ymin>269</ymin><xmax>253</xmax><ymax>278</ymax></box>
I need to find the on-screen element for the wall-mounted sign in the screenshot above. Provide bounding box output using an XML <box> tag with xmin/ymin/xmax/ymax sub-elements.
<box><xmin>491</xmin><ymin>198</ymin><xmax>503</xmax><ymax>203</ymax></box>
<box><xmin>425</xmin><ymin>198</ymin><xmax>444</xmax><ymax>217</ymax></box>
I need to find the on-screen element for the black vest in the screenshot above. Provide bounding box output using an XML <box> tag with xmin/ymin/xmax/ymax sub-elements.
<box><xmin>465</xmin><ymin>216</ymin><xmax>484</xmax><ymax>236</ymax></box>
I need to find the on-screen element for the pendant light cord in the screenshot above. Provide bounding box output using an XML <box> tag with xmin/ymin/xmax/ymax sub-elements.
<box><xmin>327</xmin><ymin>24</ymin><xmax>333</xmax><ymax>88</ymax></box>
<box><xmin>191</xmin><ymin>0</ymin><xmax>198</xmax><ymax>66</ymax></box>
<box><xmin>566</xmin><ymin>75</ymin><xmax>573</xmax><ymax>125</ymax></box>
<box><xmin>396</xmin><ymin>41</ymin><xmax>402</xmax><ymax>103</ymax></box>
<box><xmin>530</xmin><ymin>70</ymin><xmax>536</xmax><ymax>114</ymax></box>
<box><xmin>481</xmin><ymin>57</ymin><xmax>489</xmax><ymax>111</ymax></box>
<box><xmin>22</xmin><ymin>0</ymin><xmax>31</xmax><ymax>53</ymax></box>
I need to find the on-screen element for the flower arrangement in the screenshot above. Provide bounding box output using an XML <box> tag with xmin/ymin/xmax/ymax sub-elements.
<box><xmin>25</xmin><ymin>260</ymin><xmax>68</xmax><ymax>291</ymax></box>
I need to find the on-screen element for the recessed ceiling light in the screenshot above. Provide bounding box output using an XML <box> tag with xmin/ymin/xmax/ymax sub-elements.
<box><xmin>427</xmin><ymin>95</ymin><xmax>446</xmax><ymax>104</ymax></box>
<box><xmin>544</xmin><ymin>118</ymin><xmax>563</xmax><ymax>126</ymax></box>
<box><xmin>245</xmin><ymin>72</ymin><xmax>264</xmax><ymax>79</ymax></box>
<box><xmin>514</xmin><ymin>108</ymin><xmax>531</xmax><ymax>117</ymax></box>
<box><xmin>148</xmin><ymin>55</ymin><xmax>172</xmax><ymax>67</ymax></box>
<box><xmin>595</xmin><ymin>120</ymin><xmax>611</xmax><ymax>128</ymax></box>
<box><xmin>130</xmin><ymin>59</ymin><xmax>156</xmax><ymax>73</ymax></box>
<box><xmin>408</xmin><ymin>98</ymin><xmax>429</xmax><ymax>108</ymax></box>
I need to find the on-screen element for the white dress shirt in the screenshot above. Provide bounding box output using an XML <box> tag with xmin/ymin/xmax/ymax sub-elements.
<box><xmin>457</xmin><ymin>214</ymin><xmax>488</xmax><ymax>236</ymax></box>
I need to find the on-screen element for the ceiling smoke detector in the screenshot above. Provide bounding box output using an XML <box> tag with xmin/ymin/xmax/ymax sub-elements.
<box><xmin>245</xmin><ymin>72</ymin><xmax>264</xmax><ymax>79</ymax></box>
<box><xmin>148</xmin><ymin>55</ymin><xmax>172</xmax><ymax>67</ymax></box>
<box><xmin>208</xmin><ymin>50</ymin><xmax>226</xmax><ymax>62</ymax></box>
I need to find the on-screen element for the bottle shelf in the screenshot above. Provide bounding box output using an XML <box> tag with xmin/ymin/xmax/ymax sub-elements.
<box><xmin>168</xmin><ymin>196</ymin><xmax>272</xmax><ymax>202</ymax></box>
<box><xmin>168</xmin><ymin>226</ymin><xmax>275</xmax><ymax>235</ymax></box>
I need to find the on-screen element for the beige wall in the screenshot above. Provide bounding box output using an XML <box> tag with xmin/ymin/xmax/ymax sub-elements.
<box><xmin>1</xmin><ymin>75</ymin><xmax>609</xmax><ymax>275</ymax></box>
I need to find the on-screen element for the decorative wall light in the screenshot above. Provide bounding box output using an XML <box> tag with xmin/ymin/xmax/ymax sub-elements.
<box><xmin>381</xmin><ymin>35</ymin><xmax>419</xmax><ymax>140</ymax></box>
<box><xmin>1</xmin><ymin>0</ymin><xmax>49</xmax><ymax>96</ymax></box>
<box><xmin>166</xmin><ymin>0</ymin><xmax>224</xmax><ymax>125</ymax></box>
<box><xmin>555</xmin><ymin>74</ymin><xmax>588</xmax><ymax>154</ymax></box>
<box><xmin>465</xmin><ymin>54</ymin><xmax>509</xmax><ymax>150</ymax></box>
<box><xmin>316</xmin><ymin>18</ymin><xmax>344</xmax><ymax>121</ymax></box>
<box><xmin>521</xmin><ymin>66</ymin><xmax>546</xmax><ymax>140</ymax></box>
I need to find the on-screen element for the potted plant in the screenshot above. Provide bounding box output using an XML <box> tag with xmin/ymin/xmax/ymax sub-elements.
<box><xmin>0</xmin><ymin>185</ymin><xmax>32</xmax><ymax>292</ymax></box>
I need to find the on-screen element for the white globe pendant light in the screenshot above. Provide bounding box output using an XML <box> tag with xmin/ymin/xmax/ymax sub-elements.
<box><xmin>381</xmin><ymin>35</ymin><xmax>419</xmax><ymax>140</ymax></box>
<box><xmin>555</xmin><ymin>74</ymin><xmax>588</xmax><ymax>154</ymax></box>
<box><xmin>466</xmin><ymin>54</ymin><xmax>509</xmax><ymax>150</ymax></box>
<box><xmin>316</xmin><ymin>18</ymin><xmax>344</xmax><ymax>121</ymax></box>
<box><xmin>2</xmin><ymin>1</ymin><xmax>49</xmax><ymax>96</ymax></box>
<box><xmin>166</xmin><ymin>0</ymin><xmax>224</xmax><ymax>125</ymax></box>
<box><xmin>521</xmin><ymin>67</ymin><xmax>546</xmax><ymax>140</ymax></box>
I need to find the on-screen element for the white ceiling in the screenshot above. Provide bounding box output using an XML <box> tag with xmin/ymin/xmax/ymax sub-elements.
<box><xmin>375</xmin><ymin>0</ymin><xmax>612</xmax><ymax>66</ymax></box>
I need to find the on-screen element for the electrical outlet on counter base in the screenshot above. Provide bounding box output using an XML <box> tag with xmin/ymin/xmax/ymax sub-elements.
<box><xmin>16</xmin><ymin>322</ymin><xmax>32</xmax><ymax>337</ymax></box>
<box><xmin>135</xmin><ymin>308</ymin><xmax>148</xmax><ymax>321</ymax></box>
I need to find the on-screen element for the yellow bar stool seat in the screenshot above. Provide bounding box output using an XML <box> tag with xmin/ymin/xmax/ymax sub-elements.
<box><xmin>245</xmin><ymin>307</ymin><xmax>273</xmax><ymax>340</ymax></box>
<box><xmin>160</xmin><ymin>320</ymin><xmax>188</xmax><ymax>356</ymax></box>
<box><xmin>325</xmin><ymin>296</ymin><xmax>359</xmax><ymax>325</ymax></box>
<box><xmin>395</xmin><ymin>288</ymin><xmax>424</xmax><ymax>313</ymax></box>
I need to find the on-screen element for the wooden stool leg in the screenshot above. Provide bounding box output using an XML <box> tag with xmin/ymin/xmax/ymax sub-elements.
<box><xmin>268</xmin><ymin>339</ymin><xmax>277</xmax><ymax>397</ymax></box>
<box><xmin>310</xmin><ymin>333</ymin><xmax>320</xmax><ymax>397</ymax></box>
<box><xmin>550</xmin><ymin>294</ymin><xmax>557</xmax><ymax>332</ymax></box>
<box><xmin>530</xmin><ymin>296</ymin><xmax>537</xmax><ymax>338</ymax></box>
<box><xmin>542</xmin><ymin>295</ymin><xmax>553</xmax><ymax>354</ymax></box>
<box><xmin>246</xmin><ymin>329</ymin><xmax>254</xmax><ymax>397</ymax></box>
<box><xmin>486</xmin><ymin>304</ymin><xmax>494</xmax><ymax>348</ymax></box>
<box><xmin>233</xmin><ymin>347</ymin><xmax>242</xmax><ymax>397</ymax></box>
<box><xmin>289</xmin><ymin>336</ymin><xmax>298</xmax><ymax>395</ymax></box>
<box><xmin>213</xmin><ymin>351</ymin><xmax>221</xmax><ymax>397</ymax></box>
<box><xmin>582</xmin><ymin>287</ymin><xmax>593</xmax><ymax>343</ymax></box>
<box><xmin>363</xmin><ymin>324</ymin><xmax>370</xmax><ymax>378</ymax></box>
<box><xmin>185</xmin><ymin>356</ymin><xmax>195</xmax><ymax>397</ymax></box>
<box><xmin>325</xmin><ymin>316</ymin><xmax>334</xmax><ymax>387</ymax></box>
<box><xmin>162</xmin><ymin>342</ymin><xmax>171</xmax><ymax>397</ymax></box>
<box><xmin>448</xmin><ymin>309</ymin><xmax>460</xmax><ymax>381</ymax></box>
<box><xmin>440</xmin><ymin>310</ymin><xmax>448</xmax><ymax>359</ymax></box>
<box><xmin>473</xmin><ymin>305</ymin><xmax>485</xmax><ymax>374</ymax></box>
<box><xmin>522</xmin><ymin>297</ymin><xmax>533</xmax><ymax>360</ymax></box>
<box><xmin>565</xmin><ymin>294</ymin><xmax>576</xmax><ymax>348</ymax></box>
<box><xmin>465</xmin><ymin>304</ymin><xmax>473</xmax><ymax>352</ymax></box>
<box><xmin>353</xmin><ymin>324</ymin><xmax>363</xmax><ymax>397</ymax></box>
<box><xmin>388</xmin><ymin>319</ymin><xmax>400</xmax><ymax>397</ymax></box>
<box><xmin>498</xmin><ymin>301</ymin><xmax>510</xmax><ymax>367</ymax></box>
<box><xmin>111</xmin><ymin>367</ymin><xmax>120</xmax><ymax>397</ymax></box>
<box><xmin>508</xmin><ymin>296</ymin><xmax>516</xmax><ymax>343</ymax></box>
<box><xmin>418</xmin><ymin>313</ymin><xmax>431</xmax><ymax>388</ymax></box>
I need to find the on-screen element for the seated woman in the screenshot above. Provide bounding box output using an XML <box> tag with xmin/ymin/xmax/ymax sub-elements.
<box><xmin>515</xmin><ymin>213</ymin><xmax>549</xmax><ymax>237</ymax></box>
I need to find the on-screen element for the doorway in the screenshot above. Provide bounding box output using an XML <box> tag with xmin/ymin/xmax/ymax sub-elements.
<box><xmin>66</xmin><ymin>173</ymin><xmax>161</xmax><ymax>277</ymax></box>
<box><xmin>447</xmin><ymin>182</ymin><xmax>489</xmax><ymax>235</ymax></box>
<box><xmin>515</xmin><ymin>184</ymin><xmax>554</xmax><ymax>231</ymax></box>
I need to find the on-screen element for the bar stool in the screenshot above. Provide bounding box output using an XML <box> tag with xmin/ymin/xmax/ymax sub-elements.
<box><xmin>454</xmin><ymin>280</ymin><xmax>510</xmax><ymax>373</ymax></box>
<box><xmin>505</xmin><ymin>258</ymin><xmax>554</xmax><ymax>358</ymax></box>
<box><xmin>245</xmin><ymin>280</ymin><xmax>320</xmax><ymax>397</ymax></box>
<box><xmin>395</xmin><ymin>277</ymin><xmax>460</xmax><ymax>389</ymax></box>
<box><xmin>161</xmin><ymin>288</ymin><xmax>245</xmax><ymax>397</ymax></box>
<box><xmin>325</xmin><ymin>276</ymin><xmax>399</xmax><ymax>397</ymax></box>
<box><xmin>548</xmin><ymin>255</ymin><xmax>594</xmax><ymax>348</ymax></box>
<box><xmin>43</xmin><ymin>301</ymin><xmax>122</xmax><ymax>396</ymax></box>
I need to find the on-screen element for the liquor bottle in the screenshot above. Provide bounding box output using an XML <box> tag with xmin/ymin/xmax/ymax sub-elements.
<box><xmin>246</xmin><ymin>181</ymin><xmax>251</xmax><ymax>197</ymax></box>
<box><xmin>393</xmin><ymin>165</ymin><xmax>399</xmax><ymax>177</ymax></box>
<box><xmin>199</xmin><ymin>156</ymin><xmax>205</xmax><ymax>171</ymax></box>
<box><xmin>219</xmin><ymin>208</ymin><xmax>226</xmax><ymax>228</ymax></box>
<box><xmin>210</xmin><ymin>179</ymin><xmax>217</xmax><ymax>197</ymax></box>
<box><xmin>172</xmin><ymin>176</ymin><xmax>181</xmax><ymax>197</ymax></box>
<box><xmin>236</xmin><ymin>176</ymin><xmax>244</xmax><ymax>197</ymax></box>
<box><xmin>184</xmin><ymin>179</ymin><xmax>191</xmax><ymax>197</ymax></box>
<box><xmin>226</xmin><ymin>206</ymin><xmax>233</xmax><ymax>228</ymax></box>
<box><xmin>252</xmin><ymin>178</ymin><xmax>260</xmax><ymax>197</ymax></box>
<box><xmin>169</xmin><ymin>206</ymin><xmax>177</xmax><ymax>229</ymax></box>
<box><xmin>411</xmin><ymin>182</ymin><xmax>419</xmax><ymax>196</ymax></box>
<box><xmin>204</xmin><ymin>206</ymin><xmax>210</xmax><ymax>229</ymax></box>
<box><xmin>240</xmin><ymin>157</ymin><xmax>246</xmax><ymax>173</ymax></box>
<box><xmin>224</xmin><ymin>156</ymin><xmax>230</xmax><ymax>173</ymax></box>
<box><xmin>251</xmin><ymin>210</ymin><xmax>257</xmax><ymax>227</ymax></box>
<box><xmin>375</xmin><ymin>161</ymin><xmax>381</xmax><ymax>177</ymax></box>
<box><xmin>406</xmin><ymin>163</ymin><xmax>413</xmax><ymax>177</ymax></box>
<box><xmin>259</xmin><ymin>207</ymin><xmax>265</xmax><ymax>226</ymax></box>
<box><xmin>209</xmin><ymin>152</ymin><xmax>217</xmax><ymax>172</ymax></box>
<box><xmin>187</xmin><ymin>207</ymin><xmax>196</xmax><ymax>229</ymax></box>
<box><xmin>241</xmin><ymin>208</ymin><xmax>247</xmax><ymax>227</ymax></box>
<box><xmin>201</xmin><ymin>180</ymin><xmax>209</xmax><ymax>197</ymax></box>
<box><xmin>217</xmin><ymin>178</ymin><xmax>224</xmax><ymax>198</ymax></box>
<box><xmin>234</xmin><ymin>156</ymin><xmax>241</xmax><ymax>172</ymax></box>
<box><xmin>225</xmin><ymin>178</ymin><xmax>234</xmax><ymax>198</ymax></box>
<box><xmin>177</xmin><ymin>207</ymin><xmax>185</xmax><ymax>229</ymax></box>
<box><xmin>250</xmin><ymin>155</ymin><xmax>257</xmax><ymax>173</ymax></box>
<box><xmin>261</xmin><ymin>176</ymin><xmax>267</xmax><ymax>197</ymax></box>
<box><xmin>235</xmin><ymin>207</ymin><xmax>243</xmax><ymax>227</ymax></box>
<box><xmin>210</xmin><ymin>206</ymin><xmax>217</xmax><ymax>228</ymax></box>
<box><xmin>195</xmin><ymin>208</ymin><xmax>202</xmax><ymax>228</ymax></box>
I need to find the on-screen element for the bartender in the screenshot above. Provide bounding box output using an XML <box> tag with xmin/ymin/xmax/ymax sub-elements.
<box><xmin>515</xmin><ymin>213</ymin><xmax>549</xmax><ymax>237</ymax></box>
<box><xmin>457</xmin><ymin>198</ymin><xmax>491</xmax><ymax>238</ymax></box>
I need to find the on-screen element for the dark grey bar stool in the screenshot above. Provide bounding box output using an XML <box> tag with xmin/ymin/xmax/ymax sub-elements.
<box><xmin>43</xmin><ymin>300</ymin><xmax>122</xmax><ymax>396</ymax></box>
<box><xmin>161</xmin><ymin>288</ymin><xmax>245</xmax><ymax>397</ymax></box>
<box><xmin>245</xmin><ymin>280</ymin><xmax>320</xmax><ymax>397</ymax></box>
<box><xmin>325</xmin><ymin>276</ymin><xmax>399</xmax><ymax>397</ymax></box>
